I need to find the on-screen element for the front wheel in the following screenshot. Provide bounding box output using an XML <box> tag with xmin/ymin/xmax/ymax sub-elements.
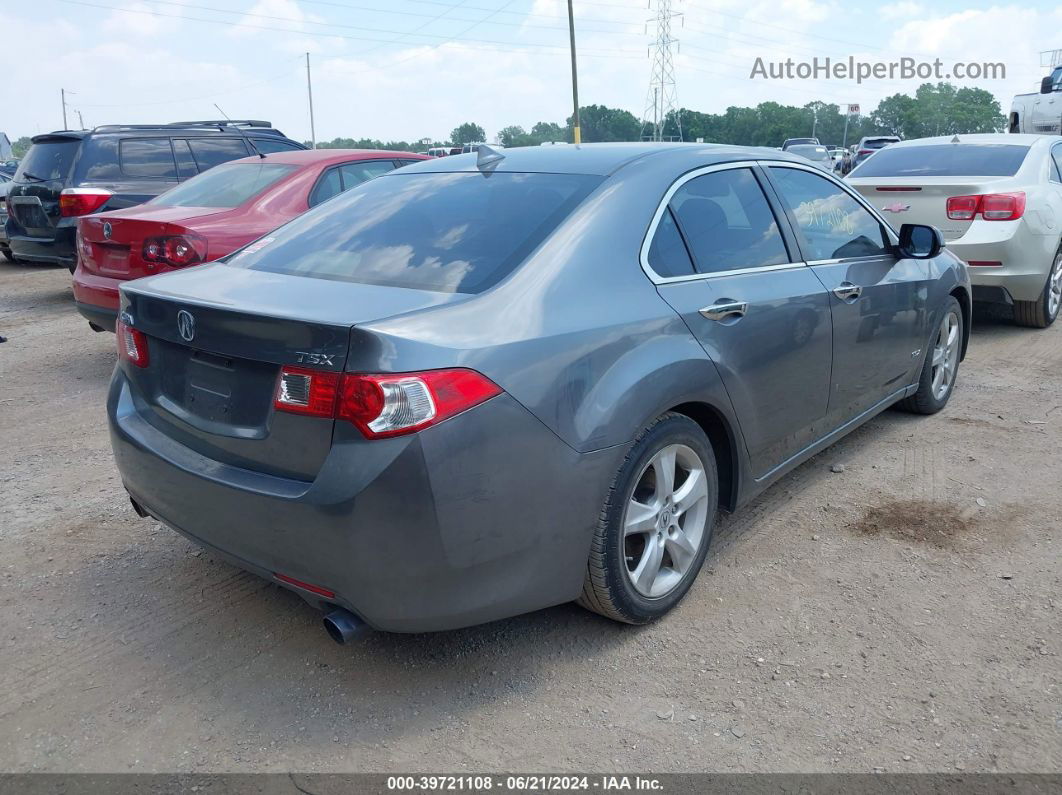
<box><xmin>898</xmin><ymin>296</ymin><xmax>963</xmax><ymax>415</ymax></box>
<box><xmin>578</xmin><ymin>413</ymin><xmax>718</xmax><ymax>624</ymax></box>
<box><xmin>1013</xmin><ymin>247</ymin><xmax>1062</xmax><ymax>329</ymax></box>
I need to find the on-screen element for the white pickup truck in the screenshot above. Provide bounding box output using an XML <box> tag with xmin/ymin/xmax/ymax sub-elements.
<box><xmin>1010</xmin><ymin>66</ymin><xmax>1062</xmax><ymax>134</ymax></box>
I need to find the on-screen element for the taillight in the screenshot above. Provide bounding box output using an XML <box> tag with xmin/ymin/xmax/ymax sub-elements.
<box><xmin>116</xmin><ymin>318</ymin><xmax>149</xmax><ymax>366</ymax></box>
<box><xmin>273</xmin><ymin>366</ymin><xmax>502</xmax><ymax>438</ymax></box>
<box><xmin>142</xmin><ymin>233</ymin><xmax>206</xmax><ymax>267</ymax></box>
<box><xmin>59</xmin><ymin>188</ymin><xmax>113</xmax><ymax>217</ymax></box>
<box><xmin>947</xmin><ymin>192</ymin><xmax>1025</xmax><ymax>221</ymax></box>
<box><xmin>858</xmin><ymin>149</ymin><xmax>872</xmax><ymax>155</ymax></box>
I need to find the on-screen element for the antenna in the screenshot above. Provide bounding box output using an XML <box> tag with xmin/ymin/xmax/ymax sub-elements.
<box><xmin>476</xmin><ymin>144</ymin><xmax>505</xmax><ymax>172</ymax></box>
<box><xmin>641</xmin><ymin>0</ymin><xmax>682</xmax><ymax>143</ymax></box>
<box><xmin>214</xmin><ymin>104</ymin><xmax>266</xmax><ymax>159</ymax></box>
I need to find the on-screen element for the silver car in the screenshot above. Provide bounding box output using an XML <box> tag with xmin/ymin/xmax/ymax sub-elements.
<box><xmin>787</xmin><ymin>144</ymin><xmax>834</xmax><ymax>172</ymax></box>
<box><xmin>848</xmin><ymin>133</ymin><xmax>1062</xmax><ymax>327</ymax></box>
<box><xmin>108</xmin><ymin>143</ymin><xmax>970</xmax><ymax>638</ymax></box>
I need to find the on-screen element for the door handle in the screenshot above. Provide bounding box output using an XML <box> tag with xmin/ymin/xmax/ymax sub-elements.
<box><xmin>833</xmin><ymin>282</ymin><xmax>862</xmax><ymax>302</ymax></box>
<box><xmin>699</xmin><ymin>300</ymin><xmax>749</xmax><ymax>322</ymax></box>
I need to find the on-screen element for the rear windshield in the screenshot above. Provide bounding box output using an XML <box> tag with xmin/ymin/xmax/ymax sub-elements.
<box><xmin>225</xmin><ymin>171</ymin><xmax>603</xmax><ymax>294</ymax></box>
<box><xmin>151</xmin><ymin>162</ymin><xmax>298</xmax><ymax>208</ymax></box>
<box><xmin>789</xmin><ymin>145</ymin><xmax>829</xmax><ymax>159</ymax></box>
<box><xmin>852</xmin><ymin>144</ymin><xmax>1030</xmax><ymax>178</ymax></box>
<box><xmin>15</xmin><ymin>139</ymin><xmax>79</xmax><ymax>183</ymax></box>
<box><xmin>862</xmin><ymin>139</ymin><xmax>898</xmax><ymax>150</ymax></box>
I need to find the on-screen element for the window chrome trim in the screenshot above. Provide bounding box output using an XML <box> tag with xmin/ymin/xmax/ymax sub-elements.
<box><xmin>639</xmin><ymin>160</ymin><xmax>805</xmax><ymax>284</ymax></box>
<box><xmin>757</xmin><ymin>159</ymin><xmax>901</xmax><ymax>246</ymax></box>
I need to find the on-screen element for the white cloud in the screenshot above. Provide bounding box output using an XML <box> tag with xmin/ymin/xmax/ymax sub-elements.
<box><xmin>879</xmin><ymin>1</ymin><xmax>924</xmax><ymax>21</ymax></box>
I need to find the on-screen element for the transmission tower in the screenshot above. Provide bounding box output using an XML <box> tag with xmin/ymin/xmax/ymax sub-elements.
<box><xmin>641</xmin><ymin>0</ymin><xmax>682</xmax><ymax>142</ymax></box>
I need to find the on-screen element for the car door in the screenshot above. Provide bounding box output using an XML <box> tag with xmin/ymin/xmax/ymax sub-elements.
<box><xmin>763</xmin><ymin>163</ymin><xmax>930</xmax><ymax>425</ymax></box>
<box><xmin>647</xmin><ymin>163</ymin><xmax>833</xmax><ymax>479</ymax></box>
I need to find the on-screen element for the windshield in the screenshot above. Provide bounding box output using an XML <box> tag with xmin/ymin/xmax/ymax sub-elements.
<box><xmin>790</xmin><ymin>145</ymin><xmax>829</xmax><ymax>160</ymax></box>
<box><xmin>150</xmin><ymin>162</ymin><xmax>297</xmax><ymax>208</ymax></box>
<box><xmin>225</xmin><ymin>171</ymin><xmax>602</xmax><ymax>294</ymax></box>
<box><xmin>16</xmin><ymin>139</ymin><xmax>79</xmax><ymax>183</ymax></box>
<box><xmin>851</xmin><ymin>144</ymin><xmax>1030</xmax><ymax>178</ymax></box>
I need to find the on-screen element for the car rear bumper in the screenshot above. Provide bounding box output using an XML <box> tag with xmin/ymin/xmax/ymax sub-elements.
<box><xmin>72</xmin><ymin>266</ymin><xmax>121</xmax><ymax>327</ymax></box>
<box><xmin>10</xmin><ymin>227</ymin><xmax>76</xmax><ymax>267</ymax></box>
<box><xmin>108</xmin><ymin>368</ymin><xmax>620</xmax><ymax>633</ymax></box>
<box><xmin>947</xmin><ymin>223</ymin><xmax>1054</xmax><ymax>304</ymax></box>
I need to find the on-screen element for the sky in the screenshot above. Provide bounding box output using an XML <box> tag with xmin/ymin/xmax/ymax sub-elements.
<box><xmin>2</xmin><ymin>0</ymin><xmax>1061</xmax><ymax>144</ymax></box>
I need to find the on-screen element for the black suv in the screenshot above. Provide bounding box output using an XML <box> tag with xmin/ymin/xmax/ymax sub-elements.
<box><xmin>5</xmin><ymin>120</ymin><xmax>305</xmax><ymax>270</ymax></box>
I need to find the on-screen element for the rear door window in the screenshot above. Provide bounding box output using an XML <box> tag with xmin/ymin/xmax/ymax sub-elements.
<box><xmin>173</xmin><ymin>139</ymin><xmax>198</xmax><ymax>179</ymax></box>
<box><xmin>15</xmin><ymin>139</ymin><xmax>79</xmax><ymax>182</ymax></box>
<box><xmin>227</xmin><ymin>171</ymin><xmax>602</xmax><ymax>294</ymax></box>
<box><xmin>769</xmin><ymin>166</ymin><xmax>888</xmax><ymax>261</ymax></box>
<box><xmin>119</xmin><ymin>138</ymin><xmax>177</xmax><ymax>178</ymax></box>
<box><xmin>251</xmin><ymin>138</ymin><xmax>303</xmax><ymax>154</ymax></box>
<box><xmin>186</xmin><ymin>138</ymin><xmax>250</xmax><ymax>171</ymax></box>
<box><xmin>669</xmin><ymin>168</ymin><xmax>790</xmax><ymax>274</ymax></box>
<box><xmin>337</xmin><ymin>160</ymin><xmax>395</xmax><ymax>189</ymax></box>
<box><xmin>647</xmin><ymin>207</ymin><xmax>695</xmax><ymax>278</ymax></box>
<box><xmin>852</xmin><ymin>144</ymin><xmax>1030</xmax><ymax>178</ymax></box>
<box><xmin>309</xmin><ymin>168</ymin><xmax>343</xmax><ymax>206</ymax></box>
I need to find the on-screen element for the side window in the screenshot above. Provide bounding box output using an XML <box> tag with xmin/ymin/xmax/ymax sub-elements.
<box><xmin>187</xmin><ymin>138</ymin><xmax>250</xmax><ymax>172</ymax></box>
<box><xmin>670</xmin><ymin>168</ymin><xmax>789</xmax><ymax>274</ymax></box>
<box><xmin>1051</xmin><ymin>146</ymin><xmax>1062</xmax><ymax>183</ymax></box>
<box><xmin>395</xmin><ymin>159</ymin><xmax>422</xmax><ymax>168</ymax></box>
<box><xmin>173</xmin><ymin>139</ymin><xmax>197</xmax><ymax>179</ymax></box>
<box><xmin>252</xmin><ymin>138</ymin><xmax>303</xmax><ymax>154</ymax></box>
<box><xmin>647</xmin><ymin>207</ymin><xmax>695</xmax><ymax>278</ymax></box>
<box><xmin>309</xmin><ymin>167</ymin><xmax>343</xmax><ymax>207</ymax></box>
<box><xmin>768</xmin><ymin>166</ymin><xmax>889</xmax><ymax>261</ymax></box>
<box><xmin>338</xmin><ymin>160</ymin><xmax>395</xmax><ymax>190</ymax></box>
<box><xmin>119</xmin><ymin>138</ymin><xmax>177</xmax><ymax>179</ymax></box>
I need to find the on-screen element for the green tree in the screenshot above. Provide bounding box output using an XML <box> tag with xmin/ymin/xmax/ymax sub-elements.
<box><xmin>11</xmin><ymin>136</ymin><xmax>32</xmax><ymax>158</ymax></box>
<box><xmin>497</xmin><ymin>125</ymin><xmax>529</xmax><ymax>147</ymax></box>
<box><xmin>450</xmin><ymin>122</ymin><xmax>486</xmax><ymax>145</ymax></box>
<box><xmin>567</xmin><ymin>105</ymin><xmax>641</xmax><ymax>142</ymax></box>
<box><xmin>529</xmin><ymin>121</ymin><xmax>565</xmax><ymax>143</ymax></box>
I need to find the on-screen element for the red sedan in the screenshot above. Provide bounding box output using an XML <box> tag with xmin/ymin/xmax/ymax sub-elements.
<box><xmin>72</xmin><ymin>148</ymin><xmax>429</xmax><ymax>331</ymax></box>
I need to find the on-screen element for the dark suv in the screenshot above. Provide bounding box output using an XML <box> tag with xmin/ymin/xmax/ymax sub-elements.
<box><xmin>4</xmin><ymin>120</ymin><xmax>305</xmax><ymax>270</ymax></box>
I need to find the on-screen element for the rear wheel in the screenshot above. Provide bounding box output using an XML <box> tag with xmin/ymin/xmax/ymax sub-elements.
<box><xmin>1</xmin><ymin>248</ymin><xmax>13</xmax><ymax>263</ymax></box>
<box><xmin>578</xmin><ymin>413</ymin><xmax>718</xmax><ymax>624</ymax></box>
<box><xmin>1013</xmin><ymin>248</ymin><xmax>1062</xmax><ymax>329</ymax></box>
<box><xmin>898</xmin><ymin>296</ymin><xmax>962</xmax><ymax>415</ymax></box>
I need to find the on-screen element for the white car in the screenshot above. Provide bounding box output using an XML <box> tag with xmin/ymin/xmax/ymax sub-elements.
<box><xmin>1010</xmin><ymin>66</ymin><xmax>1062</xmax><ymax>134</ymax></box>
<box><xmin>848</xmin><ymin>133</ymin><xmax>1062</xmax><ymax>327</ymax></box>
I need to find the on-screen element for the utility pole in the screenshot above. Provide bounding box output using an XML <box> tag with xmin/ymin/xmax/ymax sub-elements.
<box><xmin>305</xmin><ymin>53</ymin><xmax>317</xmax><ymax>150</ymax></box>
<box><xmin>811</xmin><ymin>105</ymin><xmax>818</xmax><ymax>138</ymax></box>
<box><xmin>641</xmin><ymin>0</ymin><xmax>682</xmax><ymax>142</ymax></box>
<box><xmin>567</xmin><ymin>0</ymin><xmax>581</xmax><ymax>144</ymax></box>
<box><xmin>76</xmin><ymin>109</ymin><xmax>85</xmax><ymax>130</ymax></box>
<box><xmin>61</xmin><ymin>88</ymin><xmax>68</xmax><ymax>130</ymax></box>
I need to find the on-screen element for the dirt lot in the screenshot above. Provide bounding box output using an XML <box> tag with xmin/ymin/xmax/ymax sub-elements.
<box><xmin>1</xmin><ymin>261</ymin><xmax>1060</xmax><ymax>774</ymax></box>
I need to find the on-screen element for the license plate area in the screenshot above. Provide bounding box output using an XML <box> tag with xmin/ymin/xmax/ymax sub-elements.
<box><xmin>10</xmin><ymin>196</ymin><xmax>52</xmax><ymax>233</ymax></box>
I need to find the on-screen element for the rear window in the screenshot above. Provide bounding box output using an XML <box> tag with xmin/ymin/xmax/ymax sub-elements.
<box><xmin>863</xmin><ymin>138</ymin><xmax>898</xmax><ymax>150</ymax></box>
<box><xmin>15</xmin><ymin>140</ymin><xmax>79</xmax><ymax>183</ymax></box>
<box><xmin>852</xmin><ymin>144</ymin><xmax>1030</xmax><ymax>178</ymax></box>
<box><xmin>789</xmin><ymin>145</ymin><xmax>829</xmax><ymax>159</ymax></box>
<box><xmin>150</xmin><ymin>162</ymin><xmax>297</xmax><ymax>208</ymax></box>
<box><xmin>225</xmin><ymin>171</ymin><xmax>602</xmax><ymax>294</ymax></box>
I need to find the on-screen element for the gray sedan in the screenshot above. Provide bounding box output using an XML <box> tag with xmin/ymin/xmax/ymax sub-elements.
<box><xmin>108</xmin><ymin>143</ymin><xmax>971</xmax><ymax>637</ymax></box>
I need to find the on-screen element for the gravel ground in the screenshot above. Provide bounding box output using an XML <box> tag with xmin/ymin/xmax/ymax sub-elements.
<box><xmin>1</xmin><ymin>261</ymin><xmax>1060</xmax><ymax>774</ymax></box>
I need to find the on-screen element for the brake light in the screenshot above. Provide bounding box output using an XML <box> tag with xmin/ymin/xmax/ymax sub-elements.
<box><xmin>858</xmin><ymin>149</ymin><xmax>872</xmax><ymax>155</ymax></box>
<box><xmin>947</xmin><ymin>192</ymin><xmax>1025</xmax><ymax>221</ymax></box>
<box><xmin>116</xmin><ymin>318</ymin><xmax>149</xmax><ymax>366</ymax></box>
<box><xmin>142</xmin><ymin>233</ymin><xmax>207</xmax><ymax>267</ymax></box>
<box><xmin>59</xmin><ymin>188</ymin><xmax>113</xmax><ymax>217</ymax></box>
<box><xmin>273</xmin><ymin>366</ymin><xmax>502</xmax><ymax>438</ymax></box>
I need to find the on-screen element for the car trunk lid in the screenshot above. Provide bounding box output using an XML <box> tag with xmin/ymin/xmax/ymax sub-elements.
<box><xmin>120</xmin><ymin>264</ymin><xmax>464</xmax><ymax>480</ymax></box>
<box><xmin>849</xmin><ymin>176</ymin><xmax>1014</xmax><ymax>241</ymax></box>
<box><xmin>79</xmin><ymin>207</ymin><xmax>222</xmax><ymax>278</ymax></box>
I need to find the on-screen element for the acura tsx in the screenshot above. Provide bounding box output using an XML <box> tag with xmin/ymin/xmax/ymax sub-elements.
<box><xmin>108</xmin><ymin>143</ymin><xmax>971</xmax><ymax>637</ymax></box>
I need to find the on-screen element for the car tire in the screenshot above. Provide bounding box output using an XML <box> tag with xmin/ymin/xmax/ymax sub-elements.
<box><xmin>1</xmin><ymin>249</ymin><xmax>12</xmax><ymax>263</ymax></box>
<box><xmin>1013</xmin><ymin>247</ymin><xmax>1062</xmax><ymax>329</ymax></box>
<box><xmin>578</xmin><ymin>412</ymin><xmax>718</xmax><ymax>624</ymax></box>
<box><xmin>897</xmin><ymin>295</ymin><xmax>963</xmax><ymax>415</ymax></box>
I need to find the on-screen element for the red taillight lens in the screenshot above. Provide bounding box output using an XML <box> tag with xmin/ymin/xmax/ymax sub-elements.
<box><xmin>858</xmin><ymin>149</ymin><xmax>872</xmax><ymax>155</ymax></box>
<box><xmin>273</xmin><ymin>366</ymin><xmax>502</xmax><ymax>437</ymax></box>
<box><xmin>273</xmin><ymin>572</ymin><xmax>335</xmax><ymax>598</ymax></box>
<box><xmin>274</xmin><ymin>366</ymin><xmax>340</xmax><ymax>417</ymax></box>
<box><xmin>116</xmin><ymin>318</ymin><xmax>149</xmax><ymax>366</ymax></box>
<box><xmin>142</xmin><ymin>234</ymin><xmax>206</xmax><ymax>267</ymax></box>
<box><xmin>947</xmin><ymin>192</ymin><xmax>1025</xmax><ymax>222</ymax></box>
<box><xmin>337</xmin><ymin>368</ymin><xmax>502</xmax><ymax>438</ymax></box>
<box><xmin>59</xmin><ymin>188</ymin><xmax>113</xmax><ymax>217</ymax></box>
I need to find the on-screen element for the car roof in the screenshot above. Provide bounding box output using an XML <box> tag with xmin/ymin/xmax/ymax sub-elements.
<box><xmin>395</xmin><ymin>142</ymin><xmax>815</xmax><ymax>176</ymax></box>
<box><xmin>30</xmin><ymin>123</ymin><xmax>292</xmax><ymax>144</ymax></box>
<box><xmin>225</xmin><ymin>148</ymin><xmax>427</xmax><ymax>167</ymax></box>
<box><xmin>882</xmin><ymin>133</ymin><xmax>1052</xmax><ymax>148</ymax></box>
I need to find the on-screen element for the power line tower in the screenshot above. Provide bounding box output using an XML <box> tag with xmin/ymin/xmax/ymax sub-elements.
<box><xmin>641</xmin><ymin>0</ymin><xmax>682</xmax><ymax>142</ymax></box>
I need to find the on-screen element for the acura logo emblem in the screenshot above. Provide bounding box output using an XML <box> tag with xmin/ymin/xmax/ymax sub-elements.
<box><xmin>102</xmin><ymin>222</ymin><xmax>112</xmax><ymax>240</ymax></box>
<box><xmin>176</xmin><ymin>309</ymin><xmax>196</xmax><ymax>342</ymax></box>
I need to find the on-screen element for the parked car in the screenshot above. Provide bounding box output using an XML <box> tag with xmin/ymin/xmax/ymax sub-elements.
<box><xmin>782</xmin><ymin>137</ymin><xmax>820</xmax><ymax>150</ymax></box>
<box><xmin>1009</xmin><ymin>65</ymin><xmax>1062</xmax><ymax>134</ymax></box>
<box><xmin>852</xmin><ymin>136</ymin><xmax>900</xmax><ymax>168</ymax></box>
<box><xmin>848</xmin><ymin>133</ymin><xmax>1062</xmax><ymax>327</ymax></box>
<box><xmin>109</xmin><ymin>143</ymin><xmax>969</xmax><ymax>637</ymax></box>
<box><xmin>425</xmin><ymin>147</ymin><xmax>449</xmax><ymax>157</ymax></box>
<box><xmin>5</xmin><ymin>120</ymin><xmax>305</xmax><ymax>272</ymax></box>
<box><xmin>0</xmin><ymin>174</ymin><xmax>12</xmax><ymax>261</ymax></box>
<box><xmin>73</xmin><ymin>149</ymin><xmax>428</xmax><ymax>332</ymax></box>
<box><xmin>786</xmin><ymin>144</ymin><xmax>833</xmax><ymax>171</ymax></box>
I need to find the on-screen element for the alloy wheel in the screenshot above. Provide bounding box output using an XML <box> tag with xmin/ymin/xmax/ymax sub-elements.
<box><xmin>1048</xmin><ymin>252</ymin><xmax>1062</xmax><ymax>320</ymax></box>
<box><xmin>930</xmin><ymin>310</ymin><xmax>961</xmax><ymax>401</ymax></box>
<box><xmin>622</xmin><ymin>444</ymin><xmax>710</xmax><ymax>598</ymax></box>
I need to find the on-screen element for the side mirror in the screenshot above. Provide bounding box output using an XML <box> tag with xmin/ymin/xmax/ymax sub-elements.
<box><xmin>1042</xmin><ymin>76</ymin><xmax>1055</xmax><ymax>94</ymax></box>
<box><xmin>897</xmin><ymin>223</ymin><xmax>944</xmax><ymax>259</ymax></box>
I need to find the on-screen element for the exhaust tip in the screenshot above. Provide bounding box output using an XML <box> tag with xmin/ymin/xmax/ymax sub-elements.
<box><xmin>323</xmin><ymin>608</ymin><xmax>365</xmax><ymax>645</ymax></box>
